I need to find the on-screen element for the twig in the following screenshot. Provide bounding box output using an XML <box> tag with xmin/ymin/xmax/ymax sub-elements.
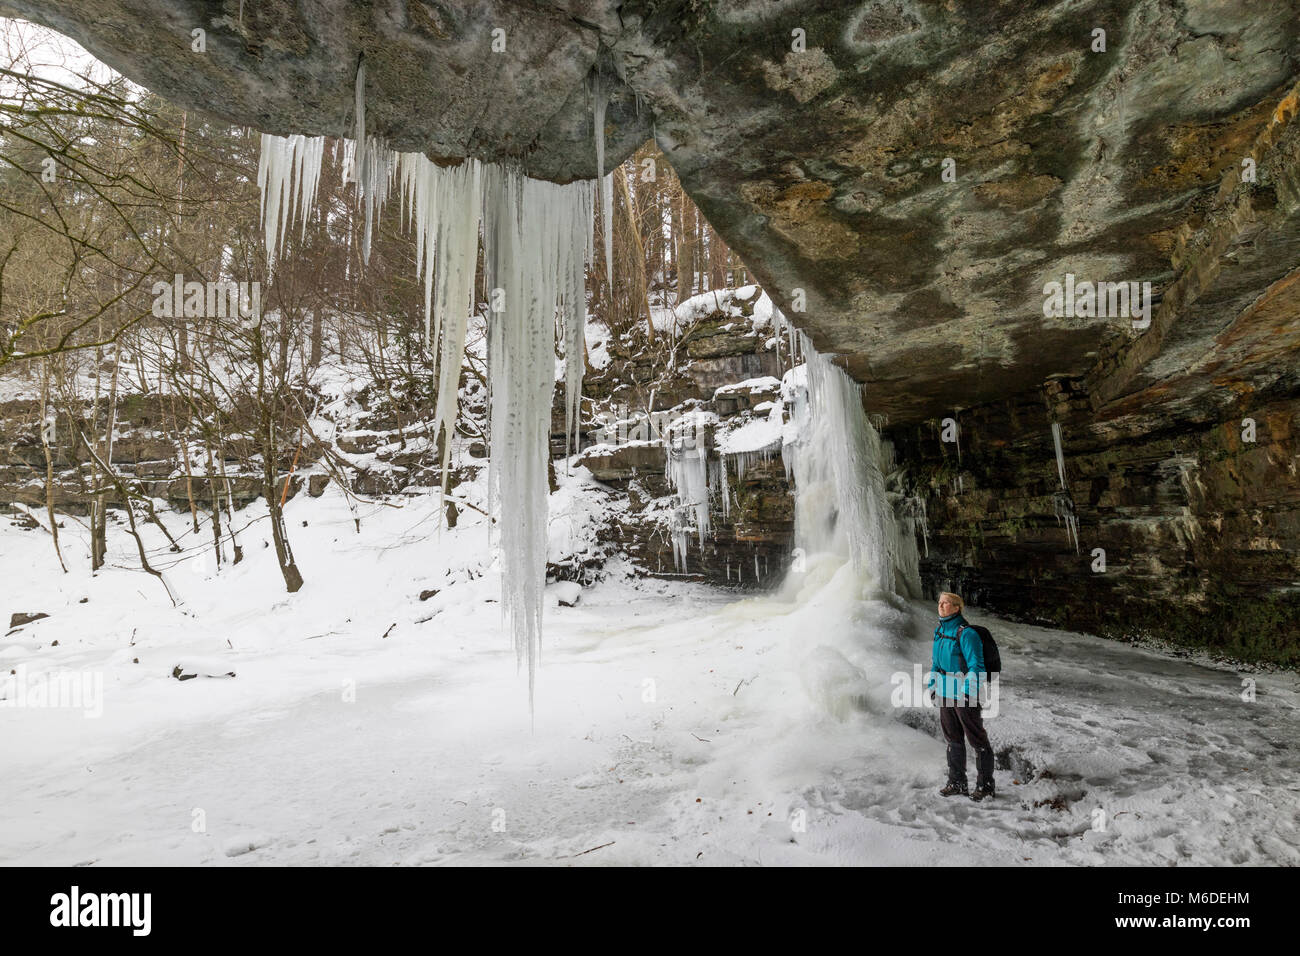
<box><xmin>280</xmin><ymin>435</ymin><xmax>304</xmax><ymax>506</ymax></box>
<box><xmin>569</xmin><ymin>841</ymin><xmax>615</xmax><ymax>857</ymax></box>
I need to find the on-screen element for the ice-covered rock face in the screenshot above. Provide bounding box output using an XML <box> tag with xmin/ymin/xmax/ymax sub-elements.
<box><xmin>6</xmin><ymin>0</ymin><xmax>1299</xmax><ymax>424</ymax></box>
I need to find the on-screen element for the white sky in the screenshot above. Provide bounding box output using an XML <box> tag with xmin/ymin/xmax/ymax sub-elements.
<box><xmin>1</xmin><ymin>16</ymin><xmax>123</xmax><ymax>96</ymax></box>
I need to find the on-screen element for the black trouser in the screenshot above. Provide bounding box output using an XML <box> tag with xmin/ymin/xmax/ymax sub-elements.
<box><xmin>939</xmin><ymin>699</ymin><xmax>994</xmax><ymax>788</ymax></box>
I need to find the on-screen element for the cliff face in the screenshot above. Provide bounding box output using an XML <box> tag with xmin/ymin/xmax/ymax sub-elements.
<box><xmin>887</xmin><ymin>387</ymin><xmax>1300</xmax><ymax>665</ymax></box>
<box><xmin>560</xmin><ymin>291</ymin><xmax>796</xmax><ymax>588</ymax></box>
<box><xmin>4</xmin><ymin>0</ymin><xmax>1298</xmax><ymax>657</ymax></box>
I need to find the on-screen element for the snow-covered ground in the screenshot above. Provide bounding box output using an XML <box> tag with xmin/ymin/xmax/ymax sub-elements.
<box><xmin>2</xmin><ymin>468</ymin><xmax>1298</xmax><ymax>866</ymax></box>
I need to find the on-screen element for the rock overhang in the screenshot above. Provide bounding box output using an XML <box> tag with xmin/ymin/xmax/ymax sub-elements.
<box><xmin>4</xmin><ymin>0</ymin><xmax>1298</xmax><ymax>425</ymax></box>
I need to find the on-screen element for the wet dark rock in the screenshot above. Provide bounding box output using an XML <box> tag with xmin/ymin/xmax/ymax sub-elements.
<box><xmin>171</xmin><ymin>661</ymin><xmax>236</xmax><ymax>681</ymax></box>
<box><xmin>134</xmin><ymin>460</ymin><xmax>176</xmax><ymax>479</ymax></box>
<box><xmin>337</xmin><ymin>431</ymin><xmax>382</xmax><ymax>455</ymax></box>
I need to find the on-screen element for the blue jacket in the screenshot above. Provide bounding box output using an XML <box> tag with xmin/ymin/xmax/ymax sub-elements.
<box><xmin>928</xmin><ymin>612</ymin><xmax>985</xmax><ymax>702</ymax></box>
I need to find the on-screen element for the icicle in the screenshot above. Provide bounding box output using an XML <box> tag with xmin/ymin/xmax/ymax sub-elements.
<box><xmin>665</xmin><ymin>411</ymin><xmax>714</xmax><ymax>571</ymax></box>
<box><xmin>914</xmin><ymin>496</ymin><xmax>930</xmax><ymax>557</ymax></box>
<box><xmin>667</xmin><ymin>442</ymin><xmax>710</xmax><ymax>562</ymax></box>
<box><xmin>727</xmin><ymin>444</ymin><xmax>779</xmax><ymax>483</ymax></box>
<box><xmin>299</xmin><ymin>136</ymin><xmax>323</xmax><ymax>240</ymax></box>
<box><xmin>339</xmin><ymin>139</ymin><xmax>356</xmax><ymax>186</ymax></box>
<box><xmin>349</xmin><ymin>59</ymin><xmax>397</xmax><ymax>267</ymax></box>
<box><xmin>257</xmin><ymin>133</ymin><xmax>325</xmax><ymax>271</ymax></box>
<box><xmin>592</xmin><ymin>74</ymin><xmax>614</xmax><ymax>291</ymax></box>
<box><xmin>718</xmin><ymin>459</ymin><xmax>730</xmax><ymax>520</ymax></box>
<box><xmin>353</xmin><ymin>57</ymin><xmax>366</xmax><ymax>189</ymax></box>
<box><xmin>259</xmin><ymin>69</ymin><xmax>597</xmax><ymax>707</ymax></box>
<box><xmin>480</xmin><ymin>165</ymin><xmax>597</xmax><ymax>709</ymax></box>
<box><xmin>256</xmin><ymin>133</ymin><xmax>281</xmax><ymax>269</ymax></box>
<box><xmin>435</xmin><ymin>163</ymin><xmax>486</xmax><ymax>490</ymax></box>
<box><xmin>1051</xmin><ymin>422</ymin><xmax>1080</xmax><ymax>553</ymax></box>
<box><xmin>671</xmin><ymin>510</ymin><xmax>690</xmax><ymax>573</ymax></box>
<box><xmin>709</xmin><ymin>454</ymin><xmax>730</xmax><ymax>520</ymax></box>
<box><xmin>391</xmin><ymin>153</ymin><xmax>489</xmax><ymax>491</ymax></box>
<box><xmin>1051</xmin><ymin>421</ymin><xmax>1068</xmax><ymax>490</ymax></box>
<box><xmin>562</xmin><ymin>177</ymin><xmax>595</xmax><ymax>459</ymax></box>
<box><xmin>358</xmin><ymin>138</ymin><xmax>395</xmax><ymax>267</ymax></box>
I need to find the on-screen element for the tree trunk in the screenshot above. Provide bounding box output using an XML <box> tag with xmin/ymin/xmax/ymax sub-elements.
<box><xmin>709</xmin><ymin>225</ymin><xmax>727</xmax><ymax>290</ymax></box>
<box><xmin>694</xmin><ymin>203</ymin><xmax>704</xmax><ymax>292</ymax></box>
<box><xmin>168</xmin><ymin>352</ymin><xmax>202</xmax><ymax>534</ymax></box>
<box><xmin>674</xmin><ymin>188</ymin><xmax>692</xmax><ymax>306</ymax></box>
<box><xmin>618</xmin><ymin>170</ymin><xmax>656</xmax><ymax>345</ymax></box>
<box><xmin>38</xmin><ymin>361</ymin><xmax>67</xmax><ymax>572</ymax></box>
<box><xmin>309</xmin><ymin>308</ymin><xmax>323</xmax><ymax>368</ymax></box>
<box><xmin>256</xmin><ymin>328</ymin><xmax>303</xmax><ymax>593</ymax></box>
<box><xmin>91</xmin><ymin>345</ymin><xmax>121</xmax><ymax>570</ymax></box>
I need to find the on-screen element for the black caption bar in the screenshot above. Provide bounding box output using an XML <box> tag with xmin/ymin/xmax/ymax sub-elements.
<box><xmin>12</xmin><ymin>865</ymin><xmax>1272</xmax><ymax>942</ymax></box>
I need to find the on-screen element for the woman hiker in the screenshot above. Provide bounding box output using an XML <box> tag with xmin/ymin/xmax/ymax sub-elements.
<box><xmin>927</xmin><ymin>591</ymin><xmax>996</xmax><ymax>801</ymax></box>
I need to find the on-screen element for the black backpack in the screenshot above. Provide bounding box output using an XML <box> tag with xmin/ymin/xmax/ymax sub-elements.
<box><xmin>954</xmin><ymin>623</ymin><xmax>1001</xmax><ymax>675</ymax></box>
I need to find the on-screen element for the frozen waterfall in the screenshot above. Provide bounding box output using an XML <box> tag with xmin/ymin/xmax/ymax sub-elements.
<box><xmin>781</xmin><ymin>332</ymin><xmax>910</xmax><ymax>596</ymax></box>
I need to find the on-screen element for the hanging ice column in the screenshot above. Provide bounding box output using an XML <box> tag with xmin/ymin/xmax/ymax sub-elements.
<box><xmin>781</xmin><ymin>331</ymin><xmax>903</xmax><ymax>593</ymax></box>
<box><xmin>256</xmin><ymin>60</ymin><xmax>596</xmax><ymax>708</ymax></box>
<box><xmin>665</xmin><ymin>411</ymin><xmax>717</xmax><ymax>572</ymax></box>
<box><xmin>482</xmin><ymin>165</ymin><xmax>595</xmax><ymax>707</ymax></box>
<box><xmin>352</xmin><ymin>57</ymin><xmax>397</xmax><ymax>268</ymax></box>
<box><xmin>395</xmin><ymin>154</ymin><xmax>485</xmax><ymax>488</ymax></box>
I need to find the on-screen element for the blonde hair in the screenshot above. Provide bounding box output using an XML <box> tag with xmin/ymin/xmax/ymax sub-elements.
<box><xmin>938</xmin><ymin>591</ymin><xmax>964</xmax><ymax>611</ymax></box>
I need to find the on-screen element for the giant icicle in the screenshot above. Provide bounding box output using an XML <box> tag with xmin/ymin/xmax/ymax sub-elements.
<box><xmin>257</xmin><ymin>75</ymin><xmax>595</xmax><ymax>705</ymax></box>
<box><xmin>481</xmin><ymin>165</ymin><xmax>596</xmax><ymax>708</ymax></box>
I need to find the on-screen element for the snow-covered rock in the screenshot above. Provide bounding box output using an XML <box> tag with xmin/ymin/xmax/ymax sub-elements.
<box><xmin>171</xmin><ymin>658</ymin><xmax>237</xmax><ymax>681</ymax></box>
<box><xmin>548</xmin><ymin>581</ymin><xmax>582</xmax><ymax>607</ymax></box>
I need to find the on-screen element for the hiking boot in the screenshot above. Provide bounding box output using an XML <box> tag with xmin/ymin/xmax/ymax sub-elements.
<box><xmin>939</xmin><ymin>780</ymin><xmax>969</xmax><ymax>797</ymax></box>
<box><xmin>972</xmin><ymin>748</ymin><xmax>995</xmax><ymax>801</ymax></box>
